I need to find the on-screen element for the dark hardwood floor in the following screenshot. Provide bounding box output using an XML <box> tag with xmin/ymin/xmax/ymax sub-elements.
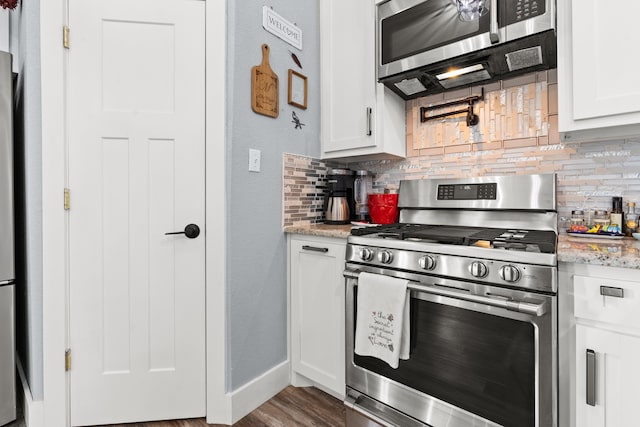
<box><xmin>101</xmin><ymin>386</ymin><xmax>347</xmax><ymax>427</ymax></box>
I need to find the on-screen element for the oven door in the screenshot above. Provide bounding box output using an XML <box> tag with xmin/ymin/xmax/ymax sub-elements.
<box><xmin>344</xmin><ymin>265</ymin><xmax>557</xmax><ymax>427</ymax></box>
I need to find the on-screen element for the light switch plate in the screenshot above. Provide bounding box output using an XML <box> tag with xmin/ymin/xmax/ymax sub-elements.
<box><xmin>249</xmin><ymin>149</ymin><xmax>261</xmax><ymax>172</ymax></box>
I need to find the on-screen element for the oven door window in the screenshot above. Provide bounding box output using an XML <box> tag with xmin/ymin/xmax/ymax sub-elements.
<box><xmin>380</xmin><ymin>0</ymin><xmax>491</xmax><ymax>65</ymax></box>
<box><xmin>354</xmin><ymin>291</ymin><xmax>535</xmax><ymax>427</ymax></box>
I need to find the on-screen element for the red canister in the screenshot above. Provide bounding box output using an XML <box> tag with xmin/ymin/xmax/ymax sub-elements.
<box><xmin>368</xmin><ymin>194</ymin><xmax>399</xmax><ymax>224</ymax></box>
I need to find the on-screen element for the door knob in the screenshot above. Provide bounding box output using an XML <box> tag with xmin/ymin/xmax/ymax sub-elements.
<box><xmin>165</xmin><ymin>224</ymin><xmax>200</xmax><ymax>239</ymax></box>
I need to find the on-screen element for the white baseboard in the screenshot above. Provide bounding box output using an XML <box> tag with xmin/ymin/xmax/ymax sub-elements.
<box><xmin>16</xmin><ymin>358</ymin><xmax>44</xmax><ymax>427</ymax></box>
<box><xmin>17</xmin><ymin>355</ymin><xmax>290</xmax><ymax>427</ymax></box>
<box><xmin>230</xmin><ymin>360</ymin><xmax>290</xmax><ymax>424</ymax></box>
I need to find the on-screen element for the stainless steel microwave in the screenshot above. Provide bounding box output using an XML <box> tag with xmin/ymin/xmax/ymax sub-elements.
<box><xmin>377</xmin><ymin>0</ymin><xmax>556</xmax><ymax>99</ymax></box>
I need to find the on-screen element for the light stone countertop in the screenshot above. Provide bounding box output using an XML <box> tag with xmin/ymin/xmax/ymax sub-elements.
<box><xmin>284</xmin><ymin>223</ymin><xmax>353</xmax><ymax>239</ymax></box>
<box><xmin>558</xmin><ymin>233</ymin><xmax>640</xmax><ymax>269</ymax></box>
<box><xmin>284</xmin><ymin>225</ymin><xmax>640</xmax><ymax>270</ymax></box>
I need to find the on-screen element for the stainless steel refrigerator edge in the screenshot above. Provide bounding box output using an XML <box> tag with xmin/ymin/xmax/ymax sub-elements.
<box><xmin>0</xmin><ymin>50</ymin><xmax>16</xmax><ymax>426</ymax></box>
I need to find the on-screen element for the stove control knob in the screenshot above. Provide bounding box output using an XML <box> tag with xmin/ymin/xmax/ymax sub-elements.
<box><xmin>359</xmin><ymin>247</ymin><xmax>374</xmax><ymax>262</ymax></box>
<box><xmin>378</xmin><ymin>250</ymin><xmax>394</xmax><ymax>264</ymax></box>
<box><xmin>419</xmin><ymin>255</ymin><xmax>437</xmax><ymax>270</ymax></box>
<box><xmin>469</xmin><ymin>261</ymin><xmax>488</xmax><ymax>278</ymax></box>
<box><xmin>499</xmin><ymin>265</ymin><xmax>521</xmax><ymax>283</ymax></box>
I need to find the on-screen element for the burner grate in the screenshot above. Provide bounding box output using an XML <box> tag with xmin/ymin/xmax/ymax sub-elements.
<box><xmin>470</xmin><ymin>228</ymin><xmax>556</xmax><ymax>253</ymax></box>
<box><xmin>351</xmin><ymin>224</ymin><xmax>557</xmax><ymax>254</ymax></box>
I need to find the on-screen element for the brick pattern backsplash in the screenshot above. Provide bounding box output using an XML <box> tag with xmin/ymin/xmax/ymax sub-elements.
<box><xmin>407</xmin><ymin>71</ymin><xmax>556</xmax><ymax>159</ymax></box>
<box><xmin>347</xmin><ymin>70</ymin><xmax>640</xmax><ymax>225</ymax></box>
<box><xmin>283</xmin><ymin>70</ymin><xmax>640</xmax><ymax>228</ymax></box>
<box><xmin>410</xmin><ymin>72</ymin><xmax>549</xmax><ymax>151</ymax></box>
<box><xmin>282</xmin><ymin>153</ymin><xmax>341</xmax><ymax>227</ymax></box>
<box><xmin>348</xmin><ymin>139</ymin><xmax>640</xmax><ymax>225</ymax></box>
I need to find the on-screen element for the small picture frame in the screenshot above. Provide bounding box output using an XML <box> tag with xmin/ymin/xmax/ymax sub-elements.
<box><xmin>287</xmin><ymin>69</ymin><xmax>308</xmax><ymax>109</ymax></box>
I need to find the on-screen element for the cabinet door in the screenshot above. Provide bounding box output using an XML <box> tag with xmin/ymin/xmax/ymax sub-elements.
<box><xmin>576</xmin><ymin>324</ymin><xmax>640</xmax><ymax>427</ymax></box>
<box><xmin>290</xmin><ymin>237</ymin><xmax>346</xmax><ymax>395</ymax></box>
<box><xmin>559</xmin><ymin>0</ymin><xmax>640</xmax><ymax>137</ymax></box>
<box><xmin>571</xmin><ymin>0</ymin><xmax>640</xmax><ymax>120</ymax></box>
<box><xmin>320</xmin><ymin>0</ymin><xmax>377</xmax><ymax>153</ymax></box>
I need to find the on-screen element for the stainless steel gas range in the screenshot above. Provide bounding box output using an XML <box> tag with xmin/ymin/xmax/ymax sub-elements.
<box><xmin>344</xmin><ymin>174</ymin><xmax>558</xmax><ymax>427</ymax></box>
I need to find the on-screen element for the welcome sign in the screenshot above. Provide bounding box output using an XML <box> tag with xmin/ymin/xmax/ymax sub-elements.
<box><xmin>262</xmin><ymin>6</ymin><xmax>303</xmax><ymax>50</ymax></box>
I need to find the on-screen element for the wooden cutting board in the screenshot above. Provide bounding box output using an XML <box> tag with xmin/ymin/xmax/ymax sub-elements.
<box><xmin>251</xmin><ymin>44</ymin><xmax>279</xmax><ymax>118</ymax></box>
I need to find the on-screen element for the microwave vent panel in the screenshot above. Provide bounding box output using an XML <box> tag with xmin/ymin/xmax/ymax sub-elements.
<box><xmin>439</xmin><ymin>69</ymin><xmax>491</xmax><ymax>89</ymax></box>
<box><xmin>394</xmin><ymin>78</ymin><xmax>427</xmax><ymax>96</ymax></box>
<box><xmin>505</xmin><ymin>46</ymin><xmax>543</xmax><ymax>72</ymax></box>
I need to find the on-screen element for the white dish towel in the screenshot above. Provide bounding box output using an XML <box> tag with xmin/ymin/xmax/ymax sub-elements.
<box><xmin>354</xmin><ymin>272</ymin><xmax>410</xmax><ymax>369</ymax></box>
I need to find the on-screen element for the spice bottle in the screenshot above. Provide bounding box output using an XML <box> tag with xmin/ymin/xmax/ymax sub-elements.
<box><xmin>610</xmin><ymin>197</ymin><xmax>623</xmax><ymax>233</ymax></box>
<box><xmin>593</xmin><ymin>210</ymin><xmax>610</xmax><ymax>228</ymax></box>
<box><xmin>570</xmin><ymin>210</ymin><xmax>585</xmax><ymax>232</ymax></box>
<box><xmin>625</xmin><ymin>202</ymin><xmax>638</xmax><ymax>236</ymax></box>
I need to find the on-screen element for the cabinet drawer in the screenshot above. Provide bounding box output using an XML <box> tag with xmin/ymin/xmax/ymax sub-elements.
<box><xmin>574</xmin><ymin>274</ymin><xmax>640</xmax><ymax>327</ymax></box>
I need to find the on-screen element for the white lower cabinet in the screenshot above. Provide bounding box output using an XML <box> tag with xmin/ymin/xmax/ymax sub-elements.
<box><xmin>575</xmin><ymin>324</ymin><xmax>640</xmax><ymax>427</ymax></box>
<box><xmin>288</xmin><ymin>234</ymin><xmax>346</xmax><ymax>398</ymax></box>
<box><xmin>560</xmin><ymin>263</ymin><xmax>640</xmax><ymax>427</ymax></box>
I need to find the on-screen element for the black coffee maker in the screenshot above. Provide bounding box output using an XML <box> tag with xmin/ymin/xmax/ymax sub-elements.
<box><xmin>323</xmin><ymin>169</ymin><xmax>355</xmax><ymax>224</ymax></box>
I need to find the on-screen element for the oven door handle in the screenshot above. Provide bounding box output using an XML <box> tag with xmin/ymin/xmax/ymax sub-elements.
<box><xmin>344</xmin><ymin>270</ymin><xmax>547</xmax><ymax>317</ymax></box>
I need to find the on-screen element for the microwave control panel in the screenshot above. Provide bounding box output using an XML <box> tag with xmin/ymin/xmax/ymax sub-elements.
<box><xmin>506</xmin><ymin>0</ymin><xmax>545</xmax><ymax>25</ymax></box>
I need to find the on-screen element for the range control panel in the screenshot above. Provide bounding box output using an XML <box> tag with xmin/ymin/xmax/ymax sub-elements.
<box><xmin>437</xmin><ymin>183</ymin><xmax>497</xmax><ymax>200</ymax></box>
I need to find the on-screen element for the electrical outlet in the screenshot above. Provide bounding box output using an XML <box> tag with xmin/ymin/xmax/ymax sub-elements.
<box><xmin>249</xmin><ymin>149</ymin><xmax>261</xmax><ymax>172</ymax></box>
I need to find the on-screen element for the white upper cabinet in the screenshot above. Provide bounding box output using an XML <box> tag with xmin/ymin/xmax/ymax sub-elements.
<box><xmin>558</xmin><ymin>0</ymin><xmax>640</xmax><ymax>140</ymax></box>
<box><xmin>320</xmin><ymin>0</ymin><xmax>405</xmax><ymax>161</ymax></box>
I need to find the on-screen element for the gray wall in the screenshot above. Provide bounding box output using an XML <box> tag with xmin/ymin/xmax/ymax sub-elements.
<box><xmin>1</xmin><ymin>12</ymin><xmax>8</xmax><ymax>52</ymax></box>
<box><xmin>9</xmin><ymin>2</ymin><xmax>44</xmax><ymax>400</ymax></box>
<box><xmin>226</xmin><ymin>0</ymin><xmax>320</xmax><ymax>389</ymax></box>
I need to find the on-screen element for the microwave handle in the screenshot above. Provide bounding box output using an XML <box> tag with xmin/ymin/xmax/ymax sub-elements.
<box><xmin>490</xmin><ymin>0</ymin><xmax>499</xmax><ymax>43</ymax></box>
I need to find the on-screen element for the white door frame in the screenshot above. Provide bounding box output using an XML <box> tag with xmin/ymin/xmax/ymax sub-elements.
<box><xmin>203</xmin><ymin>0</ymin><xmax>232</xmax><ymax>424</ymax></box>
<box><xmin>37</xmin><ymin>1</ymin><xmax>230</xmax><ymax>425</ymax></box>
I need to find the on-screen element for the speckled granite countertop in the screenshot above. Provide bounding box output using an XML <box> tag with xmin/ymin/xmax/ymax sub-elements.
<box><xmin>558</xmin><ymin>233</ymin><xmax>640</xmax><ymax>269</ymax></box>
<box><xmin>285</xmin><ymin>226</ymin><xmax>640</xmax><ymax>269</ymax></box>
<box><xmin>284</xmin><ymin>224</ymin><xmax>353</xmax><ymax>239</ymax></box>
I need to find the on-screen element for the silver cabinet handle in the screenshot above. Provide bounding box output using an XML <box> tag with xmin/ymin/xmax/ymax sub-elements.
<box><xmin>600</xmin><ymin>286</ymin><xmax>624</xmax><ymax>298</ymax></box>
<box><xmin>490</xmin><ymin>0</ymin><xmax>499</xmax><ymax>43</ymax></box>
<box><xmin>366</xmin><ymin>107</ymin><xmax>372</xmax><ymax>136</ymax></box>
<box><xmin>586</xmin><ymin>349</ymin><xmax>596</xmax><ymax>406</ymax></box>
<box><xmin>302</xmin><ymin>245</ymin><xmax>329</xmax><ymax>253</ymax></box>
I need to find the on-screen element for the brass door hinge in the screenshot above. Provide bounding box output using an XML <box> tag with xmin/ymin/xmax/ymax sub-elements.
<box><xmin>64</xmin><ymin>188</ymin><xmax>70</xmax><ymax>210</ymax></box>
<box><xmin>63</xmin><ymin>26</ymin><xmax>70</xmax><ymax>49</ymax></box>
<box><xmin>65</xmin><ymin>349</ymin><xmax>71</xmax><ymax>371</ymax></box>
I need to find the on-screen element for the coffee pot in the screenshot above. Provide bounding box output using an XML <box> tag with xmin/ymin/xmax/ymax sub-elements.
<box><xmin>325</xmin><ymin>193</ymin><xmax>350</xmax><ymax>224</ymax></box>
<box><xmin>323</xmin><ymin>169</ymin><xmax>355</xmax><ymax>224</ymax></box>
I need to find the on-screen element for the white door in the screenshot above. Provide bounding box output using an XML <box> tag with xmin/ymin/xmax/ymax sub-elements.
<box><xmin>68</xmin><ymin>0</ymin><xmax>206</xmax><ymax>425</ymax></box>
